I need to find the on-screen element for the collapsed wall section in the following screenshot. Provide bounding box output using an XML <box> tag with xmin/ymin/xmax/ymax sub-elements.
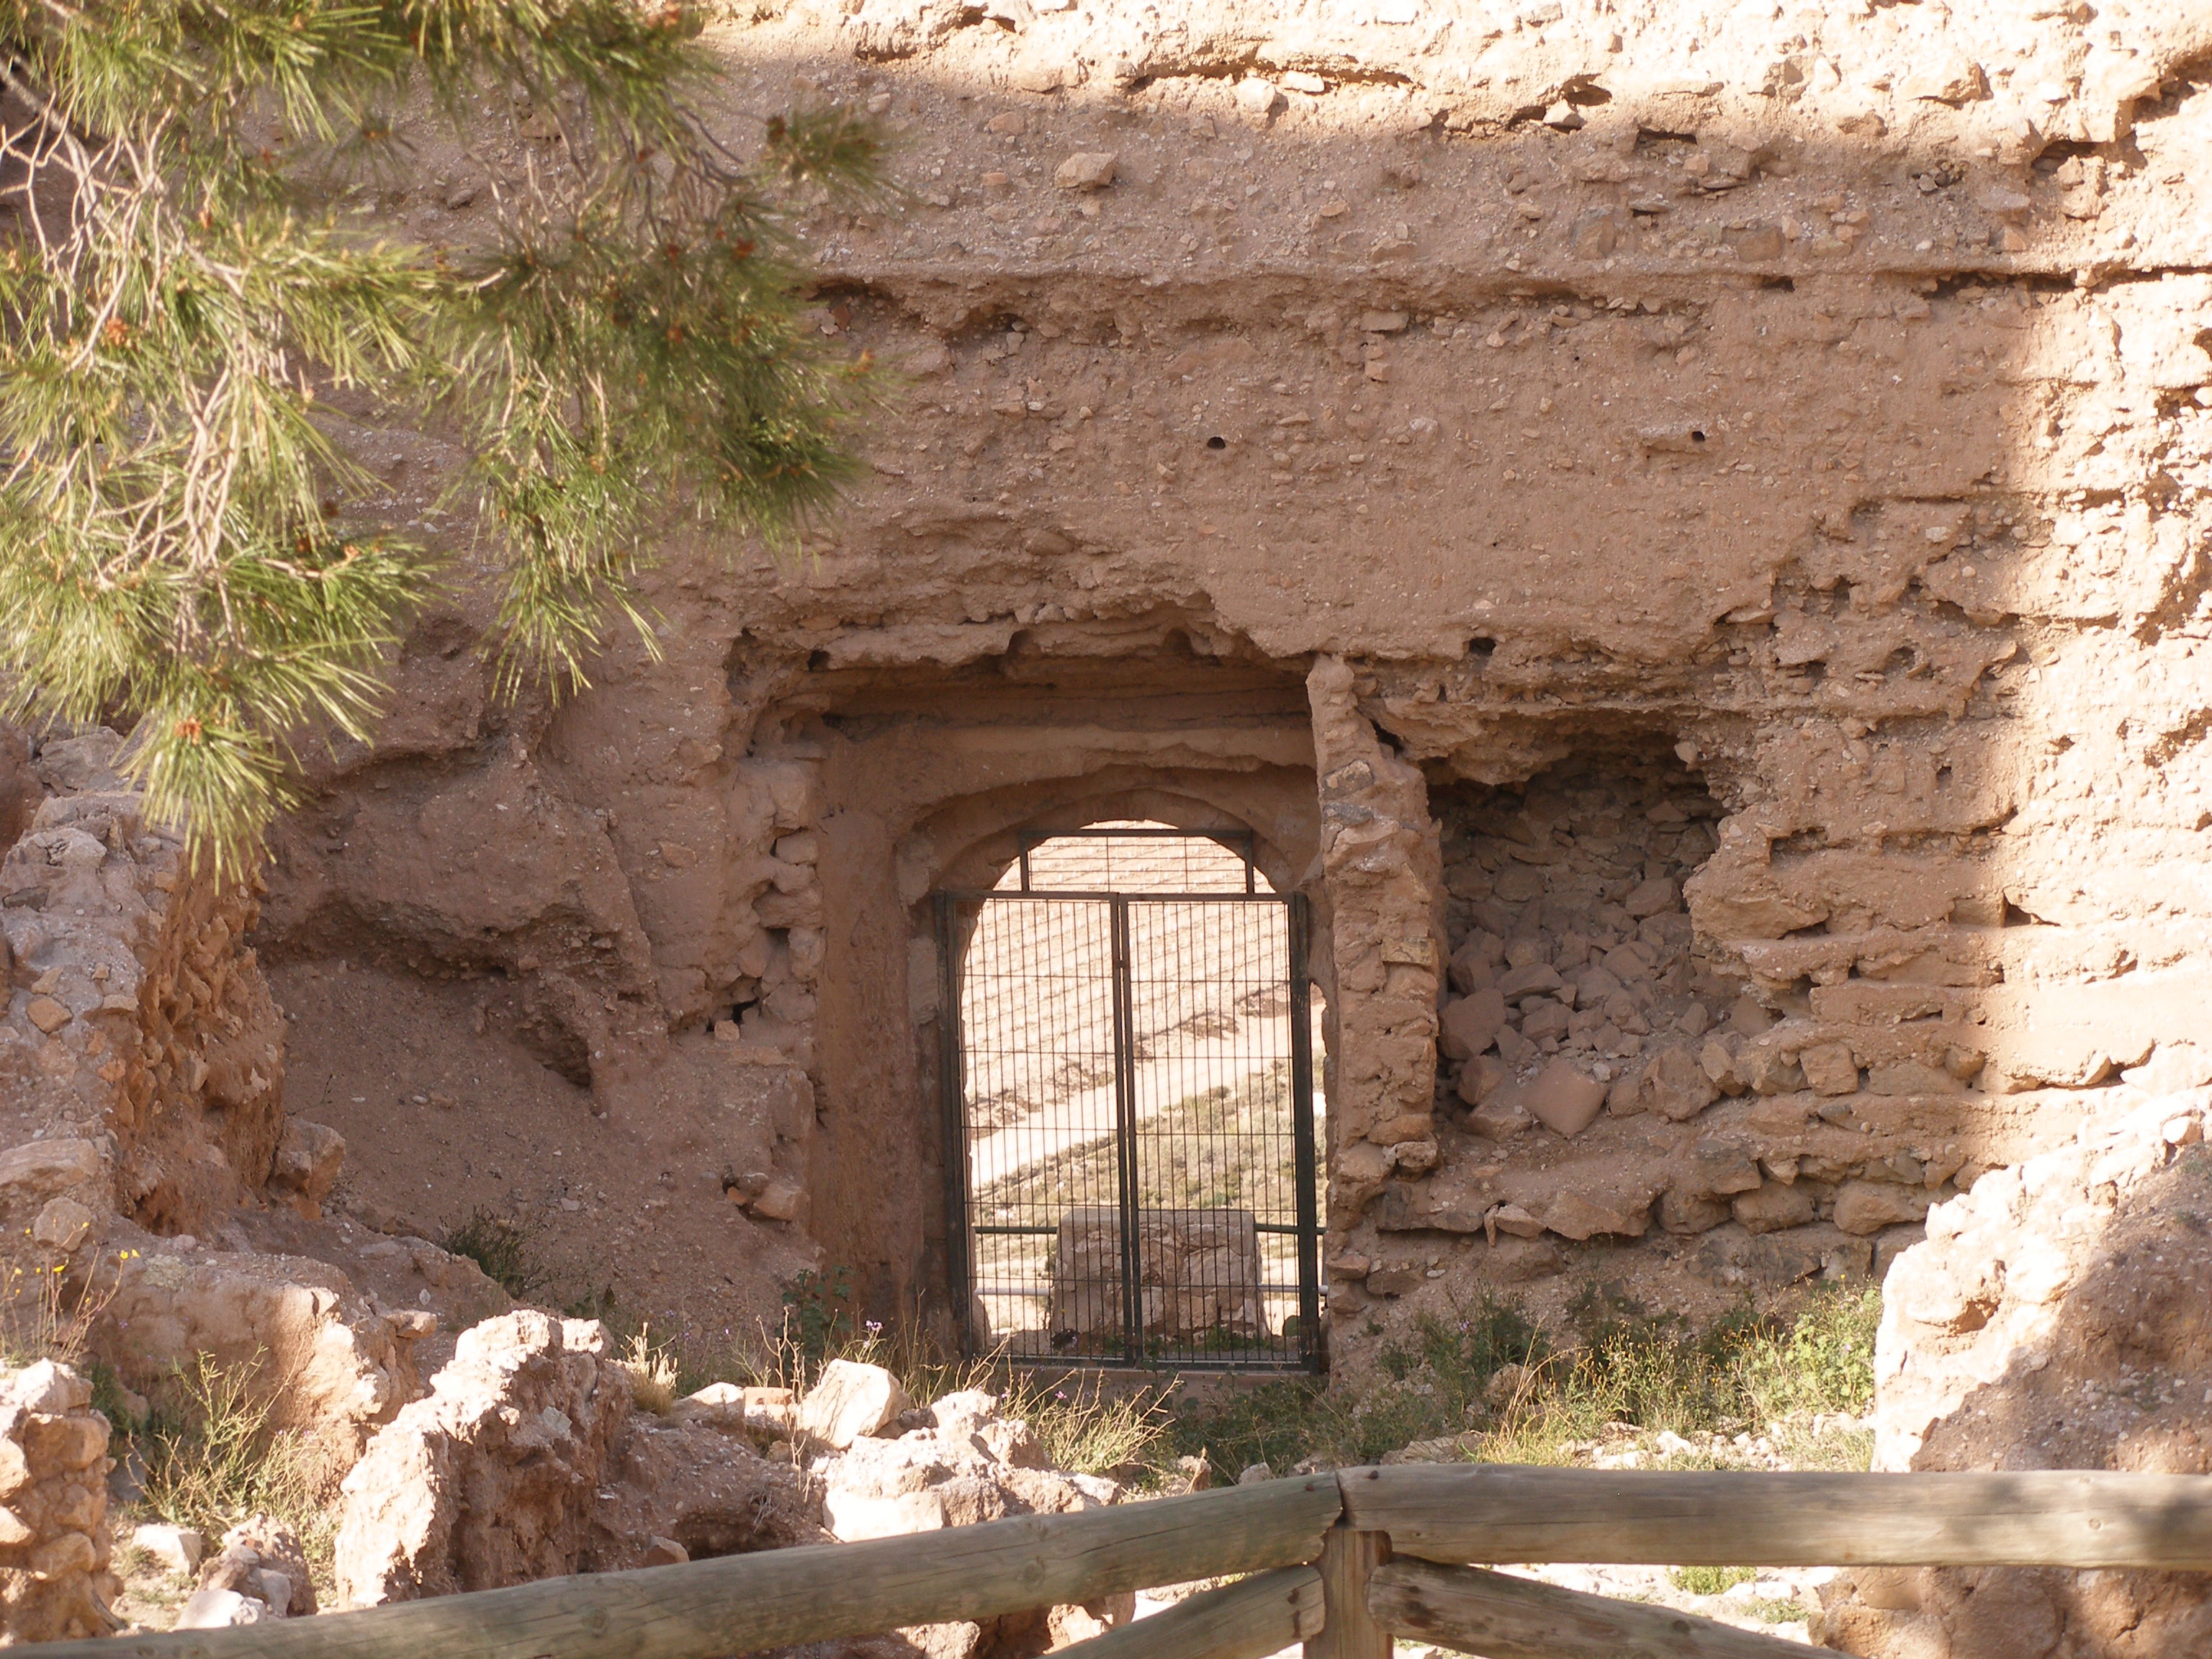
<box><xmin>186</xmin><ymin>0</ymin><xmax>2212</xmax><ymax>1452</ymax></box>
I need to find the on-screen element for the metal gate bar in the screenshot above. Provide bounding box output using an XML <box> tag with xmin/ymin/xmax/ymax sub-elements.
<box><xmin>937</xmin><ymin>855</ymin><xmax>1322</xmax><ymax>1371</ymax></box>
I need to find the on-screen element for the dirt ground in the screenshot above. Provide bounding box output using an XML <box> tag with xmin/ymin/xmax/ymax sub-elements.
<box><xmin>269</xmin><ymin>960</ymin><xmax>807</xmax><ymax>1356</ymax></box>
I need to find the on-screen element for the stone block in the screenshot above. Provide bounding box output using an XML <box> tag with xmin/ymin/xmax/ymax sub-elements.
<box><xmin>1833</xmin><ymin>1180</ymin><xmax>1933</xmax><ymax>1236</ymax></box>
<box><xmin>1500</xmin><ymin>1061</ymin><xmax>1606</xmax><ymax>1138</ymax></box>
<box><xmin>1048</xmin><ymin>1208</ymin><xmax>1264</xmax><ymax>1341</ymax></box>
<box><xmin>1733</xmin><ymin>1182</ymin><xmax>1817</xmax><ymax>1234</ymax></box>
<box><xmin>1456</xmin><ymin>1052</ymin><xmax>1511</xmax><ymax>1106</ymax></box>
<box><xmin>1438</xmin><ymin>989</ymin><xmax>1507</xmax><ymax>1061</ymax></box>
<box><xmin>1799</xmin><ymin>1040</ymin><xmax>1861</xmax><ymax>1096</ymax></box>
<box><xmin>1637</xmin><ymin>1046</ymin><xmax>1719</xmax><ymax>1122</ymax></box>
<box><xmin>798</xmin><ymin>1361</ymin><xmax>913</xmax><ymax>1449</ymax></box>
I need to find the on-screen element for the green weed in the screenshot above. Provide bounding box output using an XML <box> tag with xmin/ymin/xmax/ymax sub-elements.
<box><xmin>439</xmin><ymin>1209</ymin><xmax>549</xmax><ymax>1300</ymax></box>
<box><xmin>1170</xmin><ymin>1281</ymin><xmax>1882</xmax><ymax>1476</ymax></box>
<box><xmin>1669</xmin><ymin>1565</ymin><xmax>1754</xmax><ymax>1596</ymax></box>
<box><xmin>1743</xmin><ymin>1596</ymin><xmax>1811</xmax><ymax>1624</ymax></box>
<box><xmin>132</xmin><ymin>1354</ymin><xmax>346</xmax><ymax>1586</ymax></box>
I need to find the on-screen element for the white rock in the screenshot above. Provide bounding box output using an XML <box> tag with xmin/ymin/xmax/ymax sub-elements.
<box><xmin>131</xmin><ymin>1522</ymin><xmax>207</xmax><ymax>1575</ymax></box>
<box><xmin>176</xmin><ymin>1588</ymin><xmax>267</xmax><ymax>1628</ymax></box>
<box><xmin>824</xmin><ymin>1486</ymin><xmax>945</xmax><ymax>1541</ymax></box>
<box><xmin>798</xmin><ymin>1360</ymin><xmax>912</xmax><ymax>1449</ymax></box>
<box><xmin>8</xmin><ymin>1359</ymin><xmax>91</xmax><ymax>1415</ymax></box>
<box><xmin>1233</xmin><ymin>78</ymin><xmax>1282</xmax><ymax>115</ymax></box>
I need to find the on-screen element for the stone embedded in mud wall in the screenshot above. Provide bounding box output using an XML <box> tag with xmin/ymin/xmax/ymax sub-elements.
<box><xmin>1815</xmin><ymin>1089</ymin><xmax>2212</xmax><ymax>1658</ymax></box>
<box><xmin>0</xmin><ymin>1361</ymin><xmax>119</xmax><ymax>1643</ymax></box>
<box><xmin>333</xmin><ymin>1311</ymin><xmax>630</xmax><ymax>1607</ymax></box>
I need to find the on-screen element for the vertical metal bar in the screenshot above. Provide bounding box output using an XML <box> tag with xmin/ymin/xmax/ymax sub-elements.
<box><xmin>1110</xmin><ymin>894</ymin><xmax>1144</xmax><ymax>1365</ymax></box>
<box><xmin>935</xmin><ymin>892</ymin><xmax>974</xmax><ymax>1357</ymax></box>
<box><xmin>1287</xmin><ymin>891</ymin><xmax>1322</xmax><ymax>1370</ymax></box>
<box><xmin>1019</xmin><ymin>843</ymin><xmax>1033</xmax><ymax>891</ymax></box>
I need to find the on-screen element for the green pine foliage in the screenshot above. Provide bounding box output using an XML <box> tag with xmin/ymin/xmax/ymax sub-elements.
<box><xmin>0</xmin><ymin>0</ymin><xmax>882</xmax><ymax>864</ymax></box>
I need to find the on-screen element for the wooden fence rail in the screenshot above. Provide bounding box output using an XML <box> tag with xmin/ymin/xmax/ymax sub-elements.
<box><xmin>43</xmin><ymin>1466</ymin><xmax>2212</xmax><ymax>1659</ymax></box>
<box><xmin>1340</xmin><ymin>1465</ymin><xmax>2212</xmax><ymax>1568</ymax></box>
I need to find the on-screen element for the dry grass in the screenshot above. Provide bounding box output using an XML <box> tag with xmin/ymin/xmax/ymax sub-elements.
<box><xmin>617</xmin><ymin>1325</ymin><xmax>682</xmax><ymax>1415</ymax></box>
<box><xmin>131</xmin><ymin>1353</ymin><xmax>350</xmax><ymax>1585</ymax></box>
<box><xmin>1169</xmin><ymin>1283</ymin><xmax>1883</xmax><ymax>1478</ymax></box>
<box><xmin>0</xmin><ymin>1245</ymin><xmax>138</xmax><ymax>1369</ymax></box>
<box><xmin>684</xmin><ymin>1308</ymin><xmax>1173</xmax><ymax>1481</ymax></box>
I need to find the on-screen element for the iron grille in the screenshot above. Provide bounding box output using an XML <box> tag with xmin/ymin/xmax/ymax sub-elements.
<box><xmin>937</xmin><ymin>835</ymin><xmax>1322</xmax><ymax>1371</ymax></box>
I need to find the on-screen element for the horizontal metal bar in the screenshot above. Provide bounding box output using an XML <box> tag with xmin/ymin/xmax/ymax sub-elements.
<box><xmin>1017</xmin><ymin>828</ymin><xmax>1256</xmax><ymax>843</ymax></box>
<box><xmin>1007</xmin><ymin>1355</ymin><xmax>1318</xmax><ymax>1373</ymax></box>
<box><xmin>938</xmin><ymin>898</ymin><xmax>1292</xmax><ymax>911</ymax></box>
<box><xmin>976</xmin><ymin>1222</ymin><xmax>1308</xmax><ymax>1236</ymax></box>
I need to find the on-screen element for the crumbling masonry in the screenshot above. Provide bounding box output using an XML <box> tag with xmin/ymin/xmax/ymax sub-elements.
<box><xmin>5</xmin><ymin>3</ymin><xmax>2212</xmax><ymax>1653</ymax></box>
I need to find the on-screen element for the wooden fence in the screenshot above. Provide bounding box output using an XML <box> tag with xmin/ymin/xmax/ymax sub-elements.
<box><xmin>46</xmin><ymin>1467</ymin><xmax>2212</xmax><ymax>1659</ymax></box>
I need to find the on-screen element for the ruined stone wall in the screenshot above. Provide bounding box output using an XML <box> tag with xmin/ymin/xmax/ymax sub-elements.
<box><xmin>1</xmin><ymin>728</ymin><xmax>287</xmax><ymax>1240</ymax></box>
<box><xmin>216</xmin><ymin>0</ymin><xmax>2212</xmax><ymax>1374</ymax></box>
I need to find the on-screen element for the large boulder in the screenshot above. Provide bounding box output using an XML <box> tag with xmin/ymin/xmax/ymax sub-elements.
<box><xmin>333</xmin><ymin>1313</ymin><xmax>629</xmax><ymax>1606</ymax></box>
<box><xmin>1815</xmin><ymin>1089</ymin><xmax>2212</xmax><ymax>1658</ymax></box>
<box><xmin>99</xmin><ymin>1242</ymin><xmax>426</xmax><ymax>1442</ymax></box>
<box><xmin>811</xmin><ymin>1388</ymin><xmax>1131</xmax><ymax>1659</ymax></box>
<box><xmin>798</xmin><ymin>1359</ymin><xmax>912</xmax><ymax>1449</ymax></box>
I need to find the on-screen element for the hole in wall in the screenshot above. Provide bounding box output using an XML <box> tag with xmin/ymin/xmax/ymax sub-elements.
<box><xmin>1434</xmin><ymin>745</ymin><xmax>1735</xmax><ymax>1126</ymax></box>
<box><xmin>1205</xmin><ymin>435</ymin><xmax>1228</xmax><ymax>449</ymax></box>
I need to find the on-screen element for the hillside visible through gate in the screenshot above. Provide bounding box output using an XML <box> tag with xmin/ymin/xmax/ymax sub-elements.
<box><xmin>948</xmin><ymin>825</ymin><xmax>1326</xmax><ymax>1364</ymax></box>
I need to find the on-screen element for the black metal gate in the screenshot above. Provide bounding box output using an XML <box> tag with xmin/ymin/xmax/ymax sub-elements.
<box><xmin>936</xmin><ymin>828</ymin><xmax>1322</xmax><ymax>1371</ymax></box>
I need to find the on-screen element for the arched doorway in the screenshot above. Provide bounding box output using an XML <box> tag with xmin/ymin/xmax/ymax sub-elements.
<box><xmin>935</xmin><ymin>821</ymin><xmax>1324</xmax><ymax>1370</ymax></box>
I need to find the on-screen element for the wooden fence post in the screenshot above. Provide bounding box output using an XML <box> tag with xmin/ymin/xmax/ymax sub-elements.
<box><xmin>1305</xmin><ymin>1521</ymin><xmax>1393</xmax><ymax>1659</ymax></box>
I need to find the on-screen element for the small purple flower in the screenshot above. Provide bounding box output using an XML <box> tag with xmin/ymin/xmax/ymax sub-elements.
<box><xmin>865</xmin><ymin>1319</ymin><xmax>884</xmax><ymax>1336</ymax></box>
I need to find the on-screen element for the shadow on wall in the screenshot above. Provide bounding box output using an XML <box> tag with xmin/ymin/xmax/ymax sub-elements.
<box><xmin>210</xmin><ymin>9</ymin><xmax>2212</xmax><ymax>1545</ymax></box>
